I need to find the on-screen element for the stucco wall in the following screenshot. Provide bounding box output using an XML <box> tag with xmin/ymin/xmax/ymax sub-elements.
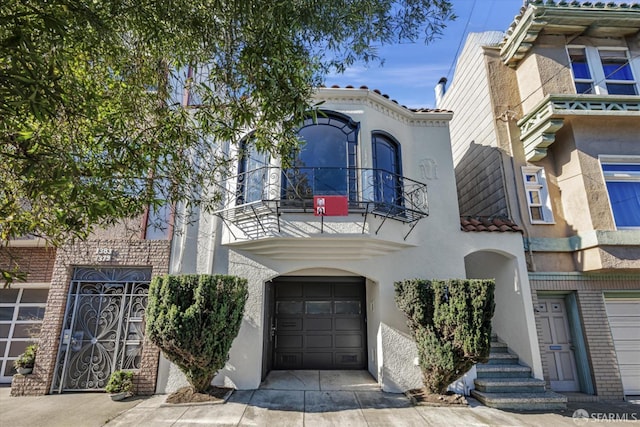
<box><xmin>163</xmin><ymin>89</ymin><xmax>538</xmax><ymax>394</ymax></box>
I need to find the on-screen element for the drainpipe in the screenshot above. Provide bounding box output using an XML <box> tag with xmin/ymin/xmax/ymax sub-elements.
<box><xmin>503</xmin><ymin>116</ymin><xmax>537</xmax><ymax>272</ymax></box>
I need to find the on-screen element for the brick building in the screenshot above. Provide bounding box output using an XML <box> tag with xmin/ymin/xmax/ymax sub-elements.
<box><xmin>3</xmin><ymin>217</ymin><xmax>171</xmax><ymax>396</ymax></box>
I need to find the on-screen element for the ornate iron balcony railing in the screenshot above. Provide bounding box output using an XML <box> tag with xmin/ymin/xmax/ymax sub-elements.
<box><xmin>213</xmin><ymin>166</ymin><xmax>429</xmax><ymax>239</ymax></box>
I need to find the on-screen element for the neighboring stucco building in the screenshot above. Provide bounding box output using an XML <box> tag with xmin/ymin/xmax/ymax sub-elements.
<box><xmin>438</xmin><ymin>1</ymin><xmax>640</xmax><ymax>400</ymax></box>
<box><xmin>157</xmin><ymin>86</ymin><xmax>543</xmax><ymax>399</ymax></box>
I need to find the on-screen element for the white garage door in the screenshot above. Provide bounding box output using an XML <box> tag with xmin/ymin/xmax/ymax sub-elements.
<box><xmin>0</xmin><ymin>287</ymin><xmax>49</xmax><ymax>383</ymax></box>
<box><xmin>605</xmin><ymin>296</ymin><xmax>640</xmax><ymax>395</ymax></box>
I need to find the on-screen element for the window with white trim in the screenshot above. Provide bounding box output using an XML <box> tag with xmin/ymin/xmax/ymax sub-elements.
<box><xmin>600</xmin><ymin>157</ymin><xmax>640</xmax><ymax>229</ymax></box>
<box><xmin>0</xmin><ymin>287</ymin><xmax>48</xmax><ymax>382</ymax></box>
<box><xmin>522</xmin><ymin>166</ymin><xmax>554</xmax><ymax>224</ymax></box>
<box><xmin>568</xmin><ymin>46</ymin><xmax>638</xmax><ymax>95</ymax></box>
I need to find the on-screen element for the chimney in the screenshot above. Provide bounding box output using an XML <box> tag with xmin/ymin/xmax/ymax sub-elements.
<box><xmin>434</xmin><ymin>77</ymin><xmax>447</xmax><ymax>107</ymax></box>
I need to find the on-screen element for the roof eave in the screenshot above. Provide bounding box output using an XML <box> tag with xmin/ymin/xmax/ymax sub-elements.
<box><xmin>314</xmin><ymin>87</ymin><xmax>453</xmax><ymax>121</ymax></box>
<box><xmin>500</xmin><ymin>4</ymin><xmax>640</xmax><ymax>68</ymax></box>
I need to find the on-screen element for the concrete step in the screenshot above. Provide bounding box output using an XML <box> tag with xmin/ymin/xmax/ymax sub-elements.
<box><xmin>476</xmin><ymin>364</ymin><xmax>531</xmax><ymax>378</ymax></box>
<box><xmin>474</xmin><ymin>377</ymin><xmax>547</xmax><ymax>393</ymax></box>
<box><xmin>489</xmin><ymin>341</ymin><xmax>509</xmax><ymax>353</ymax></box>
<box><xmin>471</xmin><ymin>390</ymin><xmax>567</xmax><ymax>411</ymax></box>
<box><xmin>486</xmin><ymin>352</ymin><xmax>519</xmax><ymax>364</ymax></box>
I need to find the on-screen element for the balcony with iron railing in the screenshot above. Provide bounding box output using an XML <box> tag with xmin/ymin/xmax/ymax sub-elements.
<box><xmin>211</xmin><ymin>167</ymin><xmax>429</xmax><ymax>257</ymax></box>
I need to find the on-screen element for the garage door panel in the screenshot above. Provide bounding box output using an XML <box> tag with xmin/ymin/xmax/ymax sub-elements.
<box><xmin>607</xmin><ymin>302</ymin><xmax>640</xmax><ymax>317</ymax></box>
<box><xmin>273</xmin><ymin>277</ymin><xmax>366</xmax><ymax>370</ymax></box>
<box><xmin>605</xmin><ymin>297</ymin><xmax>640</xmax><ymax>396</ymax></box>
<box><xmin>0</xmin><ymin>290</ymin><xmax>19</xmax><ymax>303</ymax></box>
<box><xmin>277</xmin><ymin>335</ymin><xmax>303</xmax><ymax>349</ymax></box>
<box><xmin>306</xmin><ymin>284</ymin><xmax>332</xmax><ymax>297</ymax></box>
<box><xmin>610</xmin><ymin>325</ymin><xmax>640</xmax><ymax>341</ymax></box>
<box><xmin>336</xmin><ymin>352</ymin><xmax>362</xmax><ymax>366</ymax></box>
<box><xmin>307</xmin><ymin>335</ymin><xmax>332</xmax><ymax>348</ymax></box>
<box><xmin>335</xmin><ymin>301</ymin><xmax>361</xmax><ymax>314</ymax></box>
<box><xmin>334</xmin><ymin>283</ymin><xmax>362</xmax><ymax>297</ymax></box>
<box><xmin>277</xmin><ymin>283</ymin><xmax>303</xmax><ymax>298</ymax></box>
<box><xmin>305</xmin><ymin>352</ymin><xmax>333</xmax><ymax>367</ymax></box>
<box><xmin>306</xmin><ymin>301</ymin><xmax>331</xmax><ymax>314</ymax></box>
<box><xmin>0</xmin><ymin>307</ymin><xmax>14</xmax><ymax>321</ymax></box>
<box><xmin>277</xmin><ymin>318</ymin><xmax>302</xmax><ymax>331</ymax></box>
<box><xmin>306</xmin><ymin>318</ymin><xmax>332</xmax><ymax>331</ymax></box>
<box><xmin>615</xmin><ymin>348</ymin><xmax>640</xmax><ymax>365</ymax></box>
<box><xmin>620</xmin><ymin>370</ymin><xmax>640</xmax><ymax>395</ymax></box>
<box><xmin>335</xmin><ymin>318</ymin><xmax>361</xmax><ymax>331</ymax></box>
<box><xmin>277</xmin><ymin>301</ymin><xmax>303</xmax><ymax>314</ymax></box>
<box><xmin>277</xmin><ymin>353</ymin><xmax>302</xmax><ymax>368</ymax></box>
<box><xmin>335</xmin><ymin>334</ymin><xmax>362</xmax><ymax>348</ymax></box>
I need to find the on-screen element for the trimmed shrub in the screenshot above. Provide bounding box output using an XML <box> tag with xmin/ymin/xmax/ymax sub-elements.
<box><xmin>394</xmin><ymin>278</ymin><xmax>495</xmax><ymax>394</ymax></box>
<box><xmin>105</xmin><ymin>370</ymin><xmax>134</xmax><ymax>394</ymax></box>
<box><xmin>145</xmin><ymin>274</ymin><xmax>248</xmax><ymax>392</ymax></box>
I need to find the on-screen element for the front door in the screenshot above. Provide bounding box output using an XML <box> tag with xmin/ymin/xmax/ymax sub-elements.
<box><xmin>51</xmin><ymin>267</ymin><xmax>151</xmax><ymax>393</ymax></box>
<box><xmin>537</xmin><ymin>297</ymin><xmax>580</xmax><ymax>392</ymax></box>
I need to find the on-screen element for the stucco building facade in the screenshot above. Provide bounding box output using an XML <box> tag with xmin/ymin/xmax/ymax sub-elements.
<box><xmin>156</xmin><ymin>87</ymin><xmax>542</xmax><ymax>398</ymax></box>
<box><xmin>438</xmin><ymin>1</ymin><xmax>640</xmax><ymax>400</ymax></box>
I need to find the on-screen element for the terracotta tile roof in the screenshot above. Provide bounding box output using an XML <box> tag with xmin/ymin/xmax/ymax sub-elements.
<box><xmin>319</xmin><ymin>84</ymin><xmax>453</xmax><ymax>113</ymax></box>
<box><xmin>460</xmin><ymin>216</ymin><xmax>523</xmax><ymax>233</ymax></box>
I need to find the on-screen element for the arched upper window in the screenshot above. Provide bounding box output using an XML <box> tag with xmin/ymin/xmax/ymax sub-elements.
<box><xmin>372</xmin><ymin>131</ymin><xmax>403</xmax><ymax>208</ymax></box>
<box><xmin>284</xmin><ymin>111</ymin><xmax>359</xmax><ymax>202</ymax></box>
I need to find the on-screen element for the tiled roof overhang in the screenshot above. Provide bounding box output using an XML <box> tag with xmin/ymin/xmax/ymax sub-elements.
<box><xmin>500</xmin><ymin>1</ymin><xmax>640</xmax><ymax>68</ymax></box>
<box><xmin>460</xmin><ymin>216</ymin><xmax>523</xmax><ymax>233</ymax></box>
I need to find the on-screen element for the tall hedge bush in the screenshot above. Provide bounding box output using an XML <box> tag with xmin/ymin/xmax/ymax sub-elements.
<box><xmin>145</xmin><ymin>274</ymin><xmax>248</xmax><ymax>392</ymax></box>
<box><xmin>394</xmin><ymin>278</ymin><xmax>495</xmax><ymax>394</ymax></box>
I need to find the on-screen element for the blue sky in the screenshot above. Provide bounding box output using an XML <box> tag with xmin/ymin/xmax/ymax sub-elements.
<box><xmin>325</xmin><ymin>0</ymin><xmax>524</xmax><ymax>108</ymax></box>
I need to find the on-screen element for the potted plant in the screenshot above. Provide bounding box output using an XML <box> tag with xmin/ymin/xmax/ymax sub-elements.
<box><xmin>13</xmin><ymin>344</ymin><xmax>37</xmax><ymax>375</ymax></box>
<box><xmin>105</xmin><ymin>370</ymin><xmax>134</xmax><ymax>401</ymax></box>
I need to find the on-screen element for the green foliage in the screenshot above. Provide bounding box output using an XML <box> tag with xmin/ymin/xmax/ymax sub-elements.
<box><xmin>145</xmin><ymin>274</ymin><xmax>248</xmax><ymax>392</ymax></box>
<box><xmin>0</xmin><ymin>1</ymin><xmax>454</xmax><ymax>277</ymax></box>
<box><xmin>13</xmin><ymin>343</ymin><xmax>37</xmax><ymax>369</ymax></box>
<box><xmin>105</xmin><ymin>370</ymin><xmax>134</xmax><ymax>394</ymax></box>
<box><xmin>394</xmin><ymin>278</ymin><xmax>495</xmax><ymax>394</ymax></box>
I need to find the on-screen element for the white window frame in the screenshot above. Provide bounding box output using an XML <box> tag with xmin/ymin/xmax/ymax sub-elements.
<box><xmin>522</xmin><ymin>166</ymin><xmax>554</xmax><ymax>224</ymax></box>
<box><xmin>0</xmin><ymin>284</ymin><xmax>49</xmax><ymax>383</ymax></box>
<box><xmin>568</xmin><ymin>46</ymin><xmax>595</xmax><ymax>94</ymax></box>
<box><xmin>599</xmin><ymin>155</ymin><xmax>640</xmax><ymax>230</ymax></box>
<box><xmin>567</xmin><ymin>45</ymin><xmax>639</xmax><ymax>95</ymax></box>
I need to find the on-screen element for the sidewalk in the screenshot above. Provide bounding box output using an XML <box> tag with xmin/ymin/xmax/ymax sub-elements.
<box><xmin>2</xmin><ymin>371</ymin><xmax>638</xmax><ymax>427</ymax></box>
<box><xmin>0</xmin><ymin>386</ymin><xmax>142</xmax><ymax>427</ymax></box>
<box><xmin>105</xmin><ymin>390</ymin><xmax>640</xmax><ymax>427</ymax></box>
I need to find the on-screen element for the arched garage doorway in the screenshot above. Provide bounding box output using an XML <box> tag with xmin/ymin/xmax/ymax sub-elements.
<box><xmin>262</xmin><ymin>276</ymin><xmax>367</xmax><ymax>378</ymax></box>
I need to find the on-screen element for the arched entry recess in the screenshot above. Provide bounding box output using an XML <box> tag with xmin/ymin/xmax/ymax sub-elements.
<box><xmin>464</xmin><ymin>249</ymin><xmax>541</xmax><ymax>378</ymax></box>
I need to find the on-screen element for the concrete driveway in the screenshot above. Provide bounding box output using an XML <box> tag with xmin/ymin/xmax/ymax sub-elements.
<box><xmin>2</xmin><ymin>371</ymin><xmax>639</xmax><ymax>426</ymax></box>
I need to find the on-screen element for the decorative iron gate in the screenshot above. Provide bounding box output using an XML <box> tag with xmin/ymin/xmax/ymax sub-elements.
<box><xmin>51</xmin><ymin>267</ymin><xmax>151</xmax><ymax>393</ymax></box>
